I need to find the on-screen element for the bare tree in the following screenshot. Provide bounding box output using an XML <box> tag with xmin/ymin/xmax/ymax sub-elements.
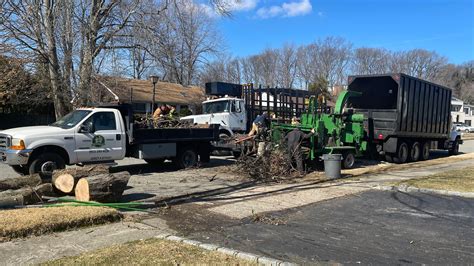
<box><xmin>389</xmin><ymin>49</ymin><xmax>447</xmax><ymax>80</ymax></box>
<box><xmin>352</xmin><ymin>47</ymin><xmax>390</xmax><ymax>75</ymax></box>
<box><xmin>0</xmin><ymin>0</ymin><xmax>70</xmax><ymax>118</ymax></box>
<box><xmin>296</xmin><ymin>44</ymin><xmax>317</xmax><ymax>89</ymax></box>
<box><xmin>313</xmin><ymin>37</ymin><xmax>352</xmax><ymax>86</ymax></box>
<box><xmin>277</xmin><ymin>44</ymin><xmax>298</xmax><ymax>88</ymax></box>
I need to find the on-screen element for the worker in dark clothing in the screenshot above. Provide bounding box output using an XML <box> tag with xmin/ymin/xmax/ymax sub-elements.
<box><xmin>248</xmin><ymin>112</ymin><xmax>270</xmax><ymax>136</ymax></box>
<box><xmin>285</xmin><ymin>127</ymin><xmax>315</xmax><ymax>174</ymax></box>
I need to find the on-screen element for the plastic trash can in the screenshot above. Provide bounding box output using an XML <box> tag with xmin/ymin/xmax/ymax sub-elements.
<box><xmin>322</xmin><ymin>154</ymin><xmax>342</xmax><ymax>179</ymax></box>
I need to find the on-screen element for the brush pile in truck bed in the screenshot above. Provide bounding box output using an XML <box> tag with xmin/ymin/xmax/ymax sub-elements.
<box><xmin>0</xmin><ymin>165</ymin><xmax>130</xmax><ymax>209</ymax></box>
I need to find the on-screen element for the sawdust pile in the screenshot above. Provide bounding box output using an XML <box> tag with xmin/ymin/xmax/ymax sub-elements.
<box><xmin>235</xmin><ymin>149</ymin><xmax>299</xmax><ymax>180</ymax></box>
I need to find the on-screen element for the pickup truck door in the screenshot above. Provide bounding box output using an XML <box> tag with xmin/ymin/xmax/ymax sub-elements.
<box><xmin>75</xmin><ymin>111</ymin><xmax>125</xmax><ymax>162</ymax></box>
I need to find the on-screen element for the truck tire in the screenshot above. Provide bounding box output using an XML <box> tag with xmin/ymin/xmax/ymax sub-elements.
<box><xmin>449</xmin><ymin>139</ymin><xmax>460</xmax><ymax>156</ymax></box>
<box><xmin>213</xmin><ymin>133</ymin><xmax>232</xmax><ymax>156</ymax></box>
<box><xmin>145</xmin><ymin>158</ymin><xmax>165</xmax><ymax>165</ymax></box>
<box><xmin>421</xmin><ymin>142</ymin><xmax>430</xmax><ymax>160</ymax></box>
<box><xmin>409</xmin><ymin>142</ymin><xmax>421</xmax><ymax>162</ymax></box>
<box><xmin>11</xmin><ymin>165</ymin><xmax>29</xmax><ymax>175</ymax></box>
<box><xmin>28</xmin><ymin>152</ymin><xmax>66</xmax><ymax>179</ymax></box>
<box><xmin>342</xmin><ymin>151</ymin><xmax>355</xmax><ymax>169</ymax></box>
<box><xmin>393</xmin><ymin>141</ymin><xmax>408</xmax><ymax>164</ymax></box>
<box><xmin>231</xmin><ymin>151</ymin><xmax>242</xmax><ymax>159</ymax></box>
<box><xmin>175</xmin><ymin>148</ymin><xmax>198</xmax><ymax>169</ymax></box>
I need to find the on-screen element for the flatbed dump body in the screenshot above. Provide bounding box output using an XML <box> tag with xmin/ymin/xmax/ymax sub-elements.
<box><xmin>347</xmin><ymin>73</ymin><xmax>452</xmax><ymax>140</ymax></box>
<box><xmin>346</xmin><ymin>73</ymin><xmax>459</xmax><ymax>162</ymax></box>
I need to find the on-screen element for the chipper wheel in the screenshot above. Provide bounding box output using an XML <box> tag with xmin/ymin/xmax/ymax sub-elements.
<box><xmin>342</xmin><ymin>151</ymin><xmax>356</xmax><ymax>169</ymax></box>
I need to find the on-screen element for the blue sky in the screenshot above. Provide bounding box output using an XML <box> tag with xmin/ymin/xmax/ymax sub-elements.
<box><xmin>211</xmin><ymin>0</ymin><xmax>473</xmax><ymax>64</ymax></box>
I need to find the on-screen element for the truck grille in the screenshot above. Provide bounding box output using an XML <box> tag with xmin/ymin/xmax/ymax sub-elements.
<box><xmin>0</xmin><ymin>134</ymin><xmax>10</xmax><ymax>161</ymax></box>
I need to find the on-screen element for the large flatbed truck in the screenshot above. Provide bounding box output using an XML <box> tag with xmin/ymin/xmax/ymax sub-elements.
<box><xmin>0</xmin><ymin>104</ymin><xmax>219</xmax><ymax>177</ymax></box>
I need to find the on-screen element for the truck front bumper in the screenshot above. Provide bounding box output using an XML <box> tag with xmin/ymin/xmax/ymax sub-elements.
<box><xmin>0</xmin><ymin>149</ymin><xmax>33</xmax><ymax>166</ymax></box>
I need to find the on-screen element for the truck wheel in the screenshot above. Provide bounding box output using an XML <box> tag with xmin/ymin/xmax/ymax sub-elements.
<box><xmin>28</xmin><ymin>153</ymin><xmax>65</xmax><ymax>179</ymax></box>
<box><xmin>175</xmin><ymin>148</ymin><xmax>198</xmax><ymax>169</ymax></box>
<box><xmin>342</xmin><ymin>151</ymin><xmax>355</xmax><ymax>169</ymax></box>
<box><xmin>449</xmin><ymin>139</ymin><xmax>460</xmax><ymax>156</ymax></box>
<box><xmin>231</xmin><ymin>151</ymin><xmax>242</xmax><ymax>159</ymax></box>
<box><xmin>393</xmin><ymin>142</ymin><xmax>408</xmax><ymax>164</ymax></box>
<box><xmin>384</xmin><ymin>154</ymin><xmax>394</xmax><ymax>163</ymax></box>
<box><xmin>145</xmin><ymin>158</ymin><xmax>165</xmax><ymax>165</ymax></box>
<box><xmin>409</xmin><ymin>142</ymin><xmax>421</xmax><ymax>162</ymax></box>
<box><xmin>213</xmin><ymin>133</ymin><xmax>231</xmax><ymax>156</ymax></box>
<box><xmin>421</xmin><ymin>142</ymin><xmax>430</xmax><ymax>160</ymax></box>
<box><xmin>11</xmin><ymin>165</ymin><xmax>29</xmax><ymax>175</ymax></box>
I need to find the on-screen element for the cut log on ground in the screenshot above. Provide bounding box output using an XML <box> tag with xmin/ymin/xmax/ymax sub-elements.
<box><xmin>74</xmin><ymin>172</ymin><xmax>130</xmax><ymax>203</ymax></box>
<box><xmin>0</xmin><ymin>174</ymin><xmax>42</xmax><ymax>192</ymax></box>
<box><xmin>0</xmin><ymin>183</ymin><xmax>54</xmax><ymax>208</ymax></box>
<box><xmin>52</xmin><ymin>165</ymin><xmax>110</xmax><ymax>194</ymax></box>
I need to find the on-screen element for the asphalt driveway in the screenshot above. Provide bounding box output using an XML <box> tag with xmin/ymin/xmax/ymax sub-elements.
<box><xmin>186</xmin><ymin>190</ymin><xmax>474</xmax><ymax>264</ymax></box>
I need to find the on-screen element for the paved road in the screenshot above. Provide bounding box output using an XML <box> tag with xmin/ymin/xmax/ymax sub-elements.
<box><xmin>187</xmin><ymin>190</ymin><xmax>474</xmax><ymax>264</ymax></box>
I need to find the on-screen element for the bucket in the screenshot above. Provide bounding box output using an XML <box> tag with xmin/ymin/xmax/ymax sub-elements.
<box><xmin>322</xmin><ymin>154</ymin><xmax>342</xmax><ymax>179</ymax></box>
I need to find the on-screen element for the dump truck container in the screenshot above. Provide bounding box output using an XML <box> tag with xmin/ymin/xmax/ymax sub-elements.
<box><xmin>347</xmin><ymin>73</ymin><xmax>459</xmax><ymax>163</ymax></box>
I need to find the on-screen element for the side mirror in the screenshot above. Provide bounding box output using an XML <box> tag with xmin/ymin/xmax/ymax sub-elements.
<box><xmin>79</xmin><ymin>124</ymin><xmax>93</xmax><ymax>133</ymax></box>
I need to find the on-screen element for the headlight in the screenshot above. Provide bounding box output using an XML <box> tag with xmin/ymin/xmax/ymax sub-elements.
<box><xmin>11</xmin><ymin>138</ymin><xmax>26</xmax><ymax>150</ymax></box>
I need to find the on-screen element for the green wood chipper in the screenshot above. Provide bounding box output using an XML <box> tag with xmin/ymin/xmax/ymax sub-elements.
<box><xmin>271</xmin><ymin>90</ymin><xmax>368</xmax><ymax>169</ymax></box>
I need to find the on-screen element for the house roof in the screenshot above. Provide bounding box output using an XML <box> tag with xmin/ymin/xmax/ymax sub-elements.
<box><xmin>93</xmin><ymin>77</ymin><xmax>205</xmax><ymax>105</ymax></box>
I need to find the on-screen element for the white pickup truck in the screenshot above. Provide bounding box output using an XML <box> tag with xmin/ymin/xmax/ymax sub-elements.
<box><xmin>0</xmin><ymin>104</ymin><xmax>219</xmax><ymax>177</ymax></box>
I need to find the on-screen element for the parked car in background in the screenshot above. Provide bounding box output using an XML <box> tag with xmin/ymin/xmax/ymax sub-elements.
<box><xmin>454</xmin><ymin>123</ymin><xmax>474</xmax><ymax>133</ymax></box>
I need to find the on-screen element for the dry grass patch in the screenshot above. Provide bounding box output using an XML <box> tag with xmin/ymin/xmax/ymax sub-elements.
<box><xmin>396</xmin><ymin>166</ymin><xmax>474</xmax><ymax>193</ymax></box>
<box><xmin>43</xmin><ymin>238</ymin><xmax>257</xmax><ymax>265</ymax></box>
<box><xmin>346</xmin><ymin>153</ymin><xmax>474</xmax><ymax>178</ymax></box>
<box><xmin>0</xmin><ymin>206</ymin><xmax>121</xmax><ymax>241</ymax></box>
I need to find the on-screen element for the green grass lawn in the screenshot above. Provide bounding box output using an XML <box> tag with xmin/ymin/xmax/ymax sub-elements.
<box><xmin>396</xmin><ymin>166</ymin><xmax>474</xmax><ymax>193</ymax></box>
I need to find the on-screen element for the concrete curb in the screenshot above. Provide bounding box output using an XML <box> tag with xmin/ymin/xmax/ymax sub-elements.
<box><xmin>154</xmin><ymin>233</ymin><xmax>295</xmax><ymax>265</ymax></box>
<box><xmin>375</xmin><ymin>185</ymin><xmax>474</xmax><ymax>198</ymax></box>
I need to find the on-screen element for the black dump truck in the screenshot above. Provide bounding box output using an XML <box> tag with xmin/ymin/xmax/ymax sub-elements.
<box><xmin>347</xmin><ymin>73</ymin><xmax>461</xmax><ymax>163</ymax></box>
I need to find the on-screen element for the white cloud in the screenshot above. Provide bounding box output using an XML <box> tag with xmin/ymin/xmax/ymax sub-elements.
<box><xmin>199</xmin><ymin>0</ymin><xmax>258</xmax><ymax>17</ymax></box>
<box><xmin>256</xmin><ymin>0</ymin><xmax>312</xmax><ymax>18</ymax></box>
<box><xmin>226</xmin><ymin>0</ymin><xmax>258</xmax><ymax>11</ymax></box>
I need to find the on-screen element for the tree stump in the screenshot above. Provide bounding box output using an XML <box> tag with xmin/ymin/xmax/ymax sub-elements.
<box><xmin>74</xmin><ymin>172</ymin><xmax>130</xmax><ymax>203</ymax></box>
<box><xmin>52</xmin><ymin>165</ymin><xmax>110</xmax><ymax>194</ymax></box>
<box><xmin>0</xmin><ymin>183</ymin><xmax>53</xmax><ymax>208</ymax></box>
<box><xmin>0</xmin><ymin>174</ymin><xmax>42</xmax><ymax>192</ymax></box>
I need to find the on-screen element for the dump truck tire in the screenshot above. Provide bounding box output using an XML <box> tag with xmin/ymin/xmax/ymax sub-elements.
<box><xmin>393</xmin><ymin>141</ymin><xmax>408</xmax><ymax>164</ymax></box>
<box><xmin>449</xmin><ymin>139</ymin><xmax>460</xmax><ymax>156</ymax></box>
<box><xmin>421</xmin><ymin>142</ymin><xmax>430</xmax><ymax>160</ymax></box>
<box><xmin>409</xmin><ymin>142</ymin><xmax>421</xmax><ymax>162</ymax></box>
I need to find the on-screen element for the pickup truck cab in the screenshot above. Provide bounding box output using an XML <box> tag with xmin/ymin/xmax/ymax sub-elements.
<box><xmin>0</xmin><ymin>105</ymin><xmax>218</xmax><ymax>177</ymax></box>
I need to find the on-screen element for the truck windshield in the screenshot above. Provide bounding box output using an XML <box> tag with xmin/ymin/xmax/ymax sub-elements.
<box><xmin>203</xmin><ymin>101</ymin><xmax>230</xmax><ymax>114</ymax></box>
<box><xmin>50</xmin><ymin>110</ymin><xmax>92</xmax><ymax>129</ymax></box>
